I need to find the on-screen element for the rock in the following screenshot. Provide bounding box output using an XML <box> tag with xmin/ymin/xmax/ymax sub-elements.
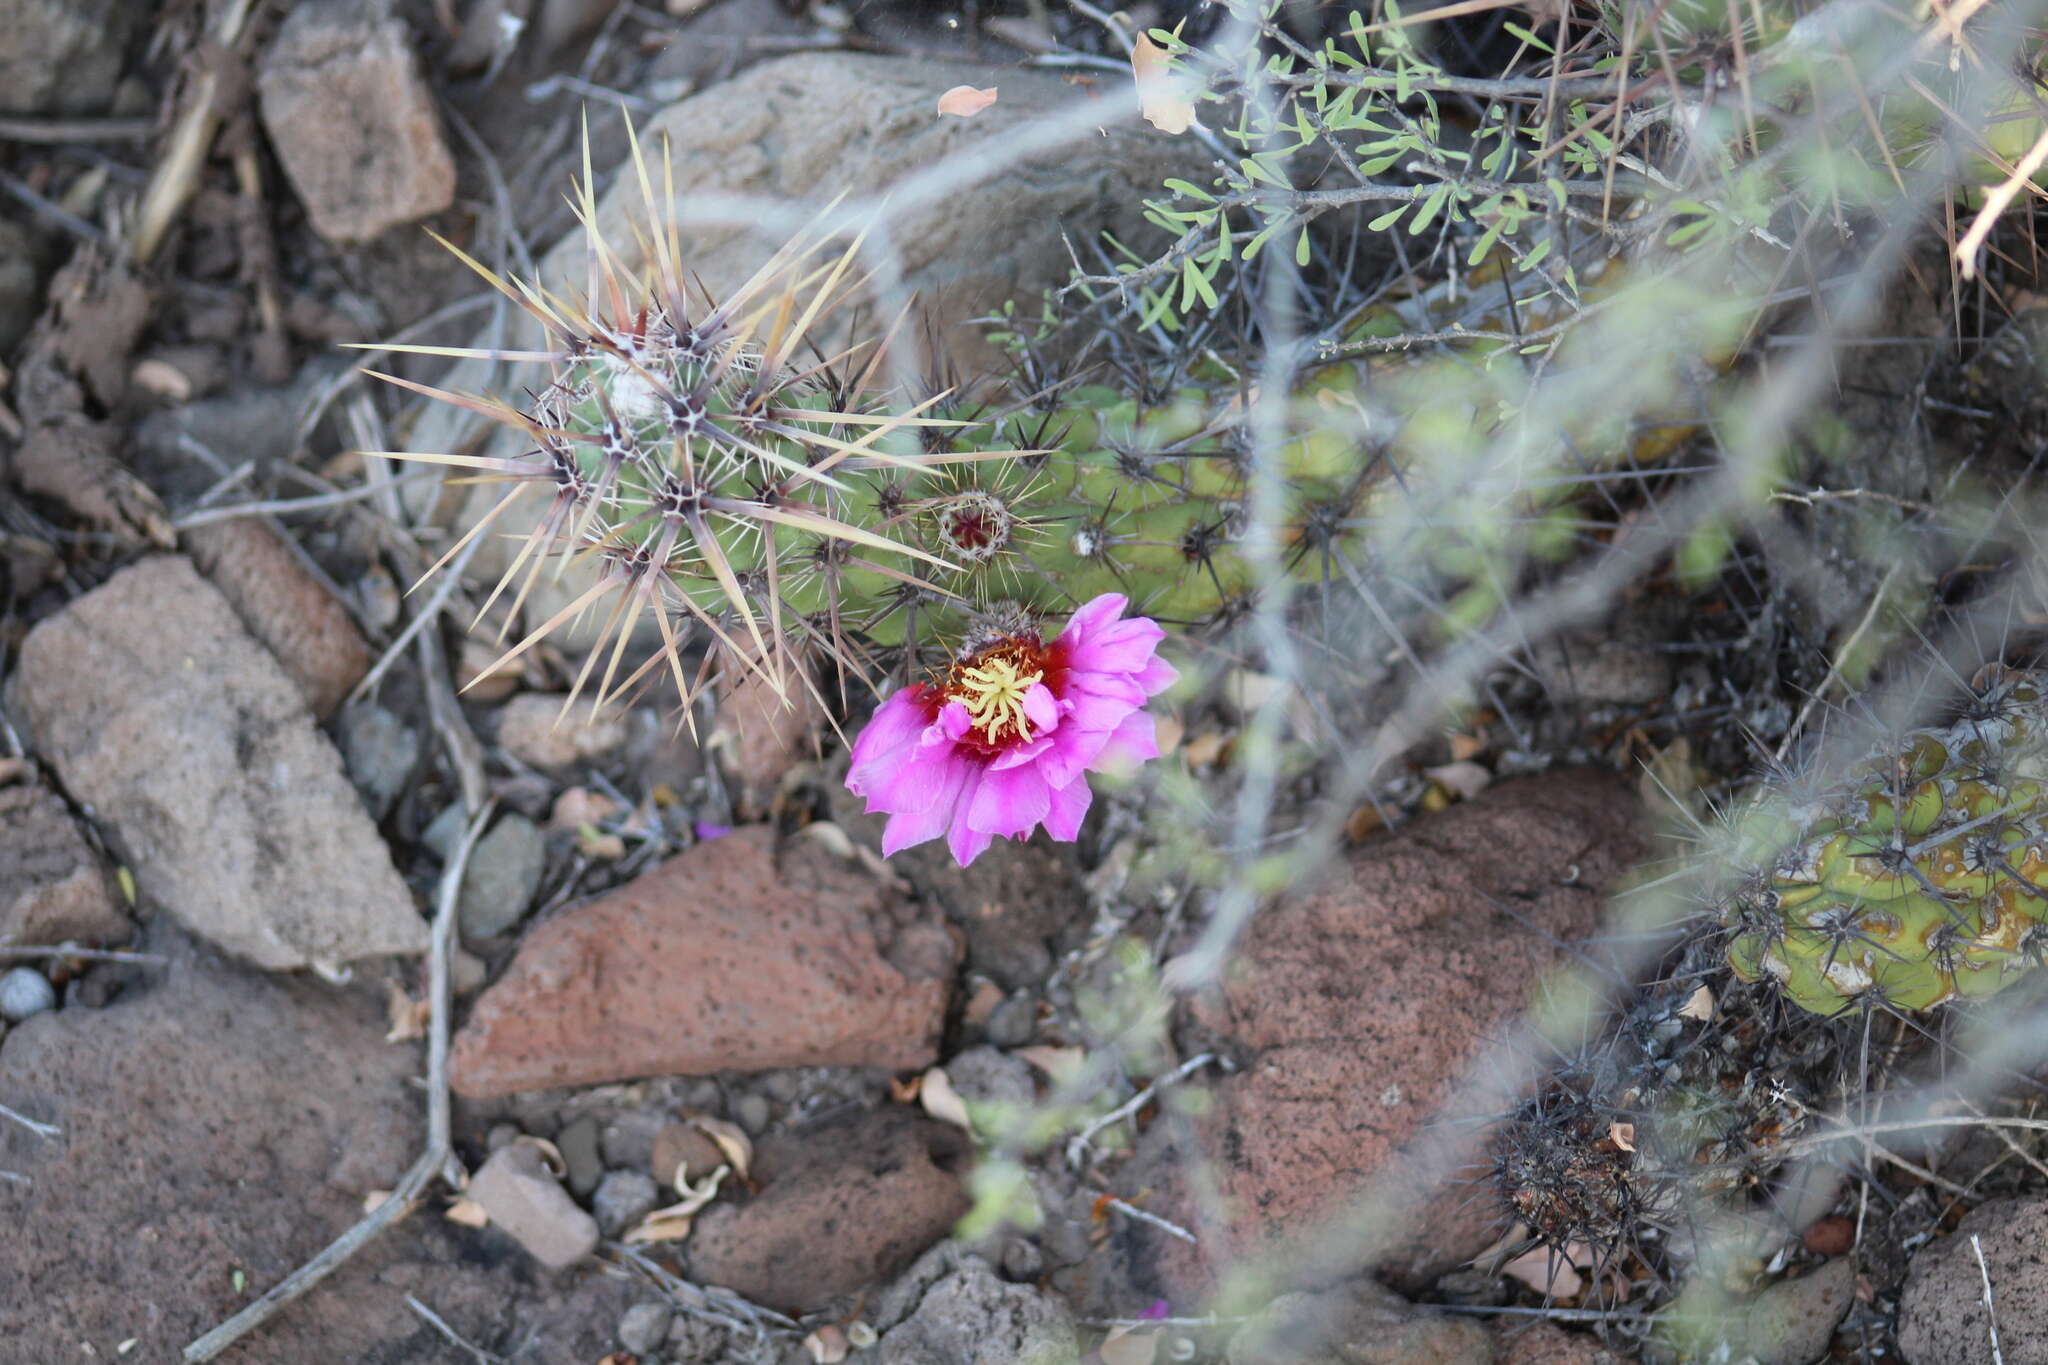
<box><xmin>1898</xmin><ymin>1197</ymin><xmax>2048</xmax><ymax>1365</ymax></box>
<box><xmin>593</xmin><ymin>1169</ymin><xmax>661</xmax><ymax>1237</ymax></box>
<box><xmin>0</xmin><ymin>0</ymin><xmax>140</xmax><ymax>114</ymax></box>
<box><xmin>7</xmin><ymin>558</ymin><xmax>424</xmax><ymax>970</ymax></box>
<box><xmin>467</xmin><ymin>1142</ymin><xmax>600</xmax><ymax>1270</ymax></box>
<box><xmin>732</xmin><ymin>1091</ymin><xmax>772</xmax><ymax>1136</ymax></box>
<box><xmin>418</xmin><ymin>49</ymin><xmax>1207</xmax><ymax>636</ymax></box>
<box><xmin>0</xmin><ymin>965</ymin><xmax>57</xmax><ymax>1021</ymax></box>
<box><xmin>0</xmin><ymin>925</ymin><xmax>637</xmax><ymax>1357</ymax></box>
<box><xmin>874</xmin><ymin>1247</ymin><xmax>1079</xmax><ymax>1365</ymax></box>
<box><xmin>0</xmin><ymin>781</ymin><xmax>130</xmax><ymax>948</ymax></box>
<box><xmin>256</xmin><ymin>0</ymin><xmax>456</xmax><ymax>243</ymax></box>
<box><xmin>556</xmin><ymin>1113</ymin><xmax>604</xmax><ymax>1198</ymax></box>
<box><xmin>601</xmin><ymin>1110</ymin><xmax>667</xmax><ymax>1173</ymax></box>
<box><xmin>618</xmin><ymin>1300</ymin><xmax>673</xmax><ymax>1355</ymax></box>
<box><xmin>1737</xmin><ymin>1258</ymin><xmax>1855</xmax><ymax>1365</ymax></box>
<box><xmin>496</xmin><ymin>693</ymin><xmax>630</xmax><ymax>771</ymax></box>
<box><xmin>985</xmin><ymin>993</ymin><xmax>1038</xmax><ymax>1048</ymax></box>
<box><xmin>1124</xmin><ymin>772</ymin><xmax>1646</xmax><ymax>1299</ymax></box>
<box><xmin>1491</xmin><ymin>1320</ymin><xmax>1630</xmax><ymax>1365</ymax></box>
<box><xmin>336</xmin><ymin>704</ymin><xmax>417</xmax><ymax>820</ymax></box>
<box><xmin>712</xmin><ymin>661</ymin><xmax>823</xmax><ymax>818</ymax></box>
<box><xmin>685</xmin><ymin>1107</ymin><xmax>970</xmax><ymax>1313</ymax></box>
<box><xmin>651</xmin><ymin>1120</ymin><xmax>727</xmax><ymax>1185</ymax></box>
<box><xmin>944</xmin><ymin>1045</ymin><xmax>1036</xmax><ymax>1111</ymax></box>
<box><xmin>183</xmin><ymin>517</ymin><xmax>371</xmax><ymax>720</ymax></box>
<box><xmin>457</xmin><ymin>813</ymin><xmax>548</xmax><ymax>941</ymax></box>
<box><xmin>1225</xmin><ymin>1283</ymin><xmax>1494</xmax><ymax>1365</ymax></box>
<box><xmin>450</xmin><ymin>826</ymin><xmax>956</xmax><ymax>1097</ymax></box>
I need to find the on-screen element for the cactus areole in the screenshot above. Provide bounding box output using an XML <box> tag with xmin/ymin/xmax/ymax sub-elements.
<box><xmin>1721</xmin><ymin>668</ymin><xmax>2048</xmax><ymax>1014</ymax></box>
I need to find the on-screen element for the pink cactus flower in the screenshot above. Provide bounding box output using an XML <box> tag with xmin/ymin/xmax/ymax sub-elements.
<box><xmin>845</xmin><ymin>594</ymin><xmax>1178</xmax><ymax>866</ymax></box>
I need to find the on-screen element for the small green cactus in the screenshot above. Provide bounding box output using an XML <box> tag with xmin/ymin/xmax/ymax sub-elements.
<box><xmin>1720</xmin><ymin>667</ymin><xmax>2048</xmax><ymax>1014</ymax></box>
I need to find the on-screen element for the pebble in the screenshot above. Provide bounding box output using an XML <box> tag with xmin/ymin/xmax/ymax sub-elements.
<box><xmin>0</xmin><ymin>967</ymin><xmax>58</xmax><ymax>1022</ymax></box>
<box><xmin>985</xmin><ymin>993</ymin><xmax>1038</xmax><ymax>1048</ymax></box>
<box><xmin>557</xmin><ymin>1114</ymin><xmax>604</xmax><ymax>1198</ymax></box>
<box><xmin>732</xmin><ymin>1092</ymin><xmax>772</xmax><ymax>1136</ymax></box>
<box><xmin>600</xmin><ymin>1111</ymin><xmax>667</xmax><ymax>1172</ymax></box>
<box><xmin>336</xmin><ymin>704</ymin><xmax>417</xmax><ymax>820</ymax></box>
<box><xmin>466</xmin><ymin>1142</ymin><xmax>598</xmax><ymax>1270</ymax></box>
<box><xmin>593</xmin><ymin>1169</ymin><xmax>661</xmax><ymax>1237</ymax></box>
<box><xmin>497</xmin><ymin>694</ymin><xmax>628</xmax><ymax>771</ymax></box>
<box><xmin>456</xmin><ymin>813</ymin><xmax>548</xmax><ymax>941</ymax></box>
<box><xmin>999</xmin><ymin>1236</ymin><xmax>1044</xmax><ymax>1283</ymax></box>
<box><xmin>618</xmin><ymin>1301</ymin><xmax>673</xmax><ymax>1355</ymax></box>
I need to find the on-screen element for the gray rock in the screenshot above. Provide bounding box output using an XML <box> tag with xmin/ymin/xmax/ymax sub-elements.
<box><xmin>458</xmin><ymin>813</ymin><xmax>547</xmax><ymax>941</ymax></box>
<box><xmin>467</xmin><ymin>1143</ymin><xmax>600</xmax><ymax>1270</ymax></box>
<box><xmin>0</xmin><ymin>966</ymin><xmax>57</xmax><ymax>1022</ymax></box>
<box><xmin>496</xmin><ymin>694</ymin><xmax>630</xmax><ymax>771</ymax></box>
<box><xmin>1743</xmin><ymin>1257</ymin><xmax>1856</xmax><ymax>1365</ymax></box>
<box><xmin>0</xmin><ymin>0</ymin><xmax>141</xmax><ymax>114</ymax></box>
<box><xmin>556</xmin><ymin>1113</ymin><xmax>604</xmax><ymax>1198</ymax></box>
<box><xmin>1225</xmin><ymin>1282</ymin><xmax>1493</xmax><ymax>1365</ymax></box>
<box><xmin>618</xmin><ymin>1300</ymin><xmax>673</xmax><ymax>1355</ymax></box>
<box><xmin>732</xmin><ymin>1092</ymin><xmax>772</xmax><ymax>1136</ymax></box>
<box><xmin>600</xmin><ymin>1110</ymin><xmax>667</xmax><ymax>1172</ymax></box>
<box><xmin>256</xmin><ymin>0</ymin><xmax>455</xmax><ymax>243</ymax></box>
<box><xmin>985</xmin><ymin>993</ymin><xmax>1038</xmax><ymax>1048</ymax></box>
<box><xmin>1899</xmin><ymin>1197</ymin><xmax>2048</xmax><ymax>1365</ymax></box>
<box><xmin>593</xmin><ymin>1169</ymin><xmax>661</xmax><ymax>1237</ymax></box>
<box><xmin>0</xmin><ymin>781</ymin><xmax>130</xmax><ymax>950</ymax></box>
<box><xmin>876</xmin><ymin>1248</ymin><xmax>1077</xmax><ymax>1365</ymax></box>
<box><xmin>337</xmin><ymin>705</ymin><xmax>418</xmax><ymax>820</ymax></box>
<box><xmin>945</xmin><ymin>1046</ymin><xmax>1035</xmax><ymax>1113</ymax></box>
<box><xmin>998</xmin><ymin>1236</ymin><xmax>1043</xmax><ymax>1283</ymax></box>
<box><xmin>7</xmin><ymin>557</ymin><xmax>425</xmax><ymax>970</ymax></box>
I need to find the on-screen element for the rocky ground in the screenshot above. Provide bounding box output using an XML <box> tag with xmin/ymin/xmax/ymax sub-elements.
<box><xmin>4</xmin><ymin>2</ymin><xmax>2048</xmax><ymax>1364</ymax></box>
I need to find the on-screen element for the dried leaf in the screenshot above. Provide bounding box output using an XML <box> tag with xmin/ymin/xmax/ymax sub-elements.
<box><xmin>666</xmin><ymin>1163</ymin><xmax>730</xmax><ymax>1214</ymax></box>
<box><xmin>936</xmin><ymin>85</ymin><xmax>999</xmax><ymax>117</ymax></box>
<box><xmin>1099</xmin><ymin>1324</ymin><xmax>1161</xmax><ymax>1365</ymax></box>
<box><xmin>1448</xmin><ymin>731</ymin><xmax>1487</xmax><ymax>762</ymax></box>
<box><xmin>623</xmin><ymin>1208</ymin><xmax>696</xmax><ymax>1244</ymax></box>
<box><xmin>889</xmin><ymin>1074</ymin><xmax>922</xmax><ymax>1104</ymax></box>
<box><xmin>1677</xmin><ymin>983</ymin><xmax>1715</xmax><ymax>1021</ymax></box>
<box><xmin>919</xmin><ymin>1066</ymin><xmax>973</xmax><ymax>1132</ymax></box>
<box><xmin>689</xmin><ymin>1115</ymin><xmax>754</xmax><ymax>1182</ymax></box>
<box><xmin>515</xmin><ymin>1136</ymin><xmax>566</xmax><ymax>1179</ymax></box>
<box><xmin>1131</xmin><ymin>31</ymin><xmax>1195</xmax><ymax>134</ymax></box>
<box><xmin>804</xmin><ymin>1325</ymin><xmax>850</xmax><ymax>1363</ymax></box>
<box><xmin>1424</xmin><ymin>760</ymin><xmax>1492</xmax><ymax>801</ymax></box>
<box><xmin>1502</xmin><ymin>1244</ymin><xmax>1582</xmax><ymax>1299</ymax></box>
<box><xmin>1608</xmin><ymin>1121</ymin><xmax>1636</xmax><ymax>1153</ymax></box>
<box><xmin>845</xmin><ymin>1322</ymin><xmax>878</xmax><ymax>1349</ymax></box>
<box><xmin>131</xmin><ymin>358</ymin><xmax>192</xmax><ymax>402</ymax></box>
<box><xmin>361</xmin><ymin>1188</ymin><xmax>392</xmax><ymax>1214</ymax></box>
<box><xmin>549</xmin><ymin>786</ymin><xmax>620</xmax><ymax>832</ymax></box>
<box><xmin>383</xmin><ymin>979</ymin><xmax>429</xmax><ymax>1043</ymax></box>
<box><xmin>444</xmin><ymin>1197</ymin><xmax>490</xmax><ymax>1228</ymax></box>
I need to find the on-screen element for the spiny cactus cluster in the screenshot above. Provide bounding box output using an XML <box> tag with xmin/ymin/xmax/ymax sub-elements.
<box><xmin>1719</xmin><ymin>667</ymin><xmax>2048</xmax><ymax>1015</ymax></box>
<box><xmin>1495</xmin><ymin>964</ymin><xmax>1830</xmax><ymax>1278</ymax></box>
<box><xmin>365</xmin><ymin>124</ymin><xmax>1615</xmax><ymax>713</ymax></box>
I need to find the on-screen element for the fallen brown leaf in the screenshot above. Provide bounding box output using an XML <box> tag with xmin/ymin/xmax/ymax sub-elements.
<box><xmin>1131</xmin><ymin>30</ymin><xmax>1195</xmax><ymax>134</ymax></box>
<box><xmin>936</xmin><ymin>85</ymin><xmax>999</xmax><ymax>117</ymax></box>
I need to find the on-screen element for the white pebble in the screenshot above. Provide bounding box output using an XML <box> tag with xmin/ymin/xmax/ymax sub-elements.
<box><xmin>0</xmin><ymin>967</ymin><xmax>58</xmax><ymax>1022</ymax></box>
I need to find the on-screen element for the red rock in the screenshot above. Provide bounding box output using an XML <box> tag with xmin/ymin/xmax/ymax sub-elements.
<box><xmin>1125</xmin><ymin>772</ymin><xmax>1646</xmax><ymax>1300</ymax></box>
<box><xmin>184</xmin><ymin>517</ymin><xmax>370</xmax><ymax>720</ymax></box>
<box><xmin>450</xmin><ymin>826</ymin><xmax>958</xmax><ymax>1097</ymax></box>
<box><xmin>685</xmin><ymin>1107</ymin><xmax>970</xmax><ymax>1313</ymax></box>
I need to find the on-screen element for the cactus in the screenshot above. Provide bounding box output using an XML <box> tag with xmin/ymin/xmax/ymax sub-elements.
<box><xmin>360</xmin><ymin>121</ymin><xmax>1622</xmax><ymax>712</ymax></box>
<box><xmin>1719</xmin><ymin>667</ymin><xmax>2048</xmax><ymax>1015</ymax></box>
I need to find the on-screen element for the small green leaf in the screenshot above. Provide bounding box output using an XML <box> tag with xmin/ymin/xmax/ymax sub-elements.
<box><xmin>1502</xmin><ymin>20</ymin><xmax>1555</xmax><ymax>51</ymax></box>
<box><xmin>1368</xmin><ymin>205</ymin><xmax>1407</xmax><ymax>231</ymax></box>
<box><xmin>1295</xmin><ymin>228</ymin><xmax>1312</xmax><ymax>267</ymax></box>
<box><xmin>1163</xmin><ymin>178</ymin><xmax>1215</xmax><ymax>202</ymax></box>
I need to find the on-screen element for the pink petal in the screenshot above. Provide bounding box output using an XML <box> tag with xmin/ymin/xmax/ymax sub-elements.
<box><xmin>1022</xmin><ymin>681</ymin><xmax>1059</xmax><ymax>734</ymax></box>
<box><xmin>879</xmin><ymin>754</ymin><xmax>977</xmax><ymax>853</ymax></box>
<box><xmin>846</xmin><ymin>689</ymin><xmax>933</xmax><ymax>796</ymax></box>
<box><xmin>1134</xmin><ymin>656</ymin><xmax>1179</xmax><ymax>695</ymax></box>
<box><xmin>1043</xmin><ymin>777</ymin><xmax>1092</xmax><ymax>841</ymax></box>
<box><xmin>947</xmin><ymin>793</ymin><xmax>997</xmax><ymax>866</ymax></box>
<box><xmin>1058</xmin><ymin>593</ymin><xmax>1129</xmax><ymax>646</ymax></box>
<box><xmin>1065</xmin><ymin>617</ymin><xmax>1166</xmax><ymax>675</ymax></box>
<box><xmin>1095</xmin><ymin>710</ymin><xmax>1159</xmax><ymax>774</ymax></box>
<box><xmin>1035</xmin><ymin>726</ymin><xmax>1114</xmax><ymax>789</ymax></box>
<box><xmin>967</xmin><ymin>762</ymin><xmax>1053</xmax><ymax>837</ymax></box>
<box><xmin>938</xmin><ymin>700</ymin><xmax>974</xmax><ymax>741</ymax></box>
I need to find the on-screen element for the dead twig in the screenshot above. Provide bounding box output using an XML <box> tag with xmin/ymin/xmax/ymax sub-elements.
<box><xmin>181</xmin><ymin>802</ymin><xmax>492</xmax><ymax>1363</ymax></box>
<box><xmin>132</xmin><ymin>0</ymin><xmax>258</xmax><ymax>264</ymax></box>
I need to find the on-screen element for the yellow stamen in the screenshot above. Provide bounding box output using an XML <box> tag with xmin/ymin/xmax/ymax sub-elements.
<box><xmin>954</xmin><ymin>656</ymin><xmax>1043</xmax><ymax>743</ymax></box>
